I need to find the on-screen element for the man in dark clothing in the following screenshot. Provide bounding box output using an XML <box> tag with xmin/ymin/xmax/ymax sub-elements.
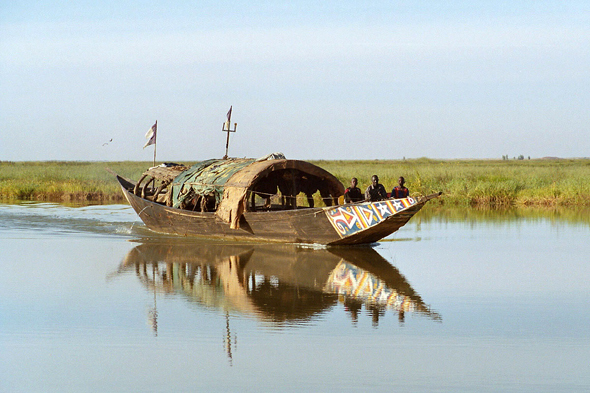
<box><xmin>299</xmin><ymin>175</ymin><xmax>335</xmax><ymax>208</ymax></box>
<box><xmin>391</xmin><ymin>176</ymin><xmax>409</xmax><ymax>198</ymax></box>
<box><xmin>365</xmin><ymin>175</ymin><xmax>388</xmax><ymax>202</ymax></box>
<box><xmin>343</xmin><ymin>177</ymin><xmax>363</xmax><ymax>203</ymax></box>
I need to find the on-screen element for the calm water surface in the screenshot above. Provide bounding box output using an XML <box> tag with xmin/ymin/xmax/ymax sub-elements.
<box><xmin>0</xmin><ymin>203</ymin><xmax>589</xmax><ymax>392</ymax></box>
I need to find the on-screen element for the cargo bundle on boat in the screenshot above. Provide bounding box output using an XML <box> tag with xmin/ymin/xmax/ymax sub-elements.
<box><xmin>114</xmin><ymin>154</ymin><xmax>440</xmax><ymax>245</ymax></box>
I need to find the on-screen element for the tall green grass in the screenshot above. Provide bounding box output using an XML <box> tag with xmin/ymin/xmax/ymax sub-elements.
<box><xmin>0</xmin><ymin>161</ymin><xmax>163</xmax><ymax>201</ymax></box>
<box><xmin>1</xmin><ymin>159</ymin><xmax>590</xmax><ymax>206</ymax></box>
<box><xmin>313</xmin><ymin>158</ymin><xmax>590</xmax><ymax>207</ymax></box>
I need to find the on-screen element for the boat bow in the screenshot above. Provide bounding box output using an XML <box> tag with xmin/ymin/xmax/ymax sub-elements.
<box><xmin>324</xmin><ymin>193</ymin><xmax>440</xmax><ymax>245</ymax></box>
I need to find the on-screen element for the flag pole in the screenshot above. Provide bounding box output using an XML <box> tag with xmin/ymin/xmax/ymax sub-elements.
<box><xmin>153</xmin><ymin>121</ymin><xmax>157</xmax><ymax>167</ymax></box>
<box><xmin>143</xmin><ymin>120</ymin><xmax>158</xmax><ymax>163</ymax></box>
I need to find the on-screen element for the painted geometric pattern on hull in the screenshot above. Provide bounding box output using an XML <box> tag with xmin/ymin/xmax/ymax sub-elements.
<box><xmin>325</xmin><ymin>261</ymin><xmax>417</xmax><ymax>312</ymax></box>
<box><xmin>325</xmin><ymin>197</ymin><xmax>417</xmax><ymax>237</ymax></box>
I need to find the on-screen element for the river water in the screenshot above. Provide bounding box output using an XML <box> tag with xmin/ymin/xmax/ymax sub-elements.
<box><xmin>0</xmin><ymin>202</ymin><xmax>589</xmax><ymax>392</ymax></box>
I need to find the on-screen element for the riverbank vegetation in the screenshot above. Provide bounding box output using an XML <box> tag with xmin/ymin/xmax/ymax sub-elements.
<box><xmin>319</xmin><ymin>158</ymin><xmax>590</xmax><ymax>207</ymax></box>
<box><xmin>0</xmin><ymin>161</ymin><xmax>151</xmax><ymax>202</ymax></box>
<box><xmin>1</xmin><ymin>159</ymin><xmax>589</xmax><ymax>207</ymax></box>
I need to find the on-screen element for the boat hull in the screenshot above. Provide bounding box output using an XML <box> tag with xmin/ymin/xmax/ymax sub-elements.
<box><xmin>117</xmin><ymin>175</ymin><xmax>436</xmax><ymax>245</ymax></box>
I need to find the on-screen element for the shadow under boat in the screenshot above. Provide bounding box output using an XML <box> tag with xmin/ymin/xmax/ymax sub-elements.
<box><xmin>117</xmin><ymin>241</ymin><xmax>441</xmax><ymax>326</ymax></box>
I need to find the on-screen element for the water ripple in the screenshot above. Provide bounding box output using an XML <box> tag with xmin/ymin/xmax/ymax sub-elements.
<box><xmin>0</xmin><ymin>202</ymin><xmax>143</xmax><ymax>238</ymax></box>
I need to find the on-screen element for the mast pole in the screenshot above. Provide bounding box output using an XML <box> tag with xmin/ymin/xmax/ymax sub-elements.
<box><xmin>222</xmin><ymin>107</ymin><xmax>237</xmax><ymax>159</ymax></box>
<box><xmin>153</xmin><ymin>120</ymin><xmax>157</xmax><ymax>167</ymax></box>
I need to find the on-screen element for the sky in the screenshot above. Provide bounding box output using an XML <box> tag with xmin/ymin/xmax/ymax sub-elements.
<box><xmin>1</xmin><ymin>1</ymin><xmax>589</xmax><ymax>161</ymax></box>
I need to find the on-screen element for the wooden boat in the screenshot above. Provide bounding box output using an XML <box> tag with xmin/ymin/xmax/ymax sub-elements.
<box><xmin>114</xmin><ymin>157</ymin><xmax>440</xmax><ymax>245</ymax></box>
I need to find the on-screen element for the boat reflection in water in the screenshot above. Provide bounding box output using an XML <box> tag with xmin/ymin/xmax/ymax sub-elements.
<box><xmin>119</xmin><ymin>241</ymin><xmax>441</xmax><ymax>329</ymax></box>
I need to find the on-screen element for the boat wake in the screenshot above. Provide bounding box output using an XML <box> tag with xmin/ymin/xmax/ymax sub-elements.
<box><xmin>0</xmin><ymin>202</ymin><xmax>145</xmax><ymax>239</ymax></box>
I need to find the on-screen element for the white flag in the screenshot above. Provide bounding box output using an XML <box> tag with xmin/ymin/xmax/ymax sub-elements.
<box><xmin>224</xmin><ymin>106</ymin><xmax>232</xmax><ymax>130</ymax></box>
<box><xmin>143</xmin><ymin>121</ymin><xmax>157</xmax><ymax>148</ymax></box>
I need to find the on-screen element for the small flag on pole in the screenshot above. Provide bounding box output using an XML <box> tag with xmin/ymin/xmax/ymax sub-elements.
<box><xmin>224</xmin><ymin>106</ymin><xmax>232</xmax><ymax>130</ymax></box>
<box><xmin>144</xmin><ymin>121</ymin><xmax>157</xmax><ymax>148</ymax></box>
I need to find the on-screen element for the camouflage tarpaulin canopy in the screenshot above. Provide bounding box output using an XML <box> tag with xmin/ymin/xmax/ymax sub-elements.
<box><xmin>170</xmin><ymin>158</ymin><xmax>255</xmax><ymax>209</ymax></box>
<box><xmin>168</xmin><ymin>158</ymin><xmax>345</xmax><ymax>229</ymax></box>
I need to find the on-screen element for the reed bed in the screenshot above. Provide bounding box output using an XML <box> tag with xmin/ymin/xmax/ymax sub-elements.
<box><xmin>313</xmin><ymin>158</ymin><xmax>590</xmax><ymax>207</ymax></box>
<box><xmin>1</xmin><ymin>159</ymin><xmax>590</xmax><ymax>207</ymax></box>
<box><xmin>0</xmin><ymin>161</ymin><xmax>159</xmax><ymax>202</ymax></box>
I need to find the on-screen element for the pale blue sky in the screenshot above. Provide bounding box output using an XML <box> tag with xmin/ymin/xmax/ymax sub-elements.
<box><xmin>1</xmin><ymin>1</ymin><xmax>588</xmax><ymax>161</ymax></box>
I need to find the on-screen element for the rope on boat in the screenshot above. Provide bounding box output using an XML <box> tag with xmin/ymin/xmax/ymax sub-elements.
<box><xmin>248</xmin><ymin>190</ymin><xmax>337</xmax><ymax>203</ymax></box>
<box><xmin>138</xmin><ymin>205</ymin><xmax>152</xmax><ymax>217</ymax></box>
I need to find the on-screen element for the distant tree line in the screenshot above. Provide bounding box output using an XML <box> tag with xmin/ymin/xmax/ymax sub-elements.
<box><xmin>502</xmin><ymin>155</ymin><xmax>530</xmax><ymax>160</ymax></box>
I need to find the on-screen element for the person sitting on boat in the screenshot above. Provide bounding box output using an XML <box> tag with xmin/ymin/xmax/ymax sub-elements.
<box><xmin>365</xmin><ymin>175</ymin><xmax>388</xmax><ymax>202</ymax></box>
<box><xmin>299</xmin><ymin>175</ymin><xmax>335</xmax><ymax>208</ymax></box>
<box><xmin>278</xmin><ymin>171</ymin><xmax>299</xmax><ymax>209</ymax></box>
<box><xmin>250</xmin><ymin>180</ymin><xmax>277</xmax><ymax>211</ymax></box>
<box><xmin>391</xmin><ymin>176</ymin><xmax>409</xmax><ymax>198</ymax></box>
<box><xmin>343</xmin><ymin>177</ymin><xmax>363</xmax><ymax>203</ymax></box>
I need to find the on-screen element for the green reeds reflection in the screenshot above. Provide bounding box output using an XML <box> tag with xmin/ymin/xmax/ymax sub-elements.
<box><xmin>415</xmin><ymin>204</ymin><xmax>590</xmax><ymax>226</ymax></box>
